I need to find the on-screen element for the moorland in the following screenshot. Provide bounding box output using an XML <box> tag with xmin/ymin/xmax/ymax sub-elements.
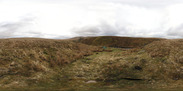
<box><xmin>0</xmin><ymin>36</ymin><xmax>183</xmax><ymax>90</ymax></box>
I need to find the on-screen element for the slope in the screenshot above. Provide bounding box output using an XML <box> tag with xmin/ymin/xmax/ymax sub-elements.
<box><xmin>0</xmin><ymin>38</ymin><xmax>102</xmax><ymax>88</ymax></box>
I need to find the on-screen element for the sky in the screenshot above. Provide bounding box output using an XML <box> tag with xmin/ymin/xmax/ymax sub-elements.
<box><xmin>1</xmin><ymin>0</ymin><xmax>183</xmax><ymax>39</ymax></box>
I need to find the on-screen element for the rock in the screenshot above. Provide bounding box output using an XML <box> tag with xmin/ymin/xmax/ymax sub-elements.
<box><xmin>9</xmin><ymin>61</ymin><xmax>18</xmax><ymax>67</ymax></box>
<box><xmin>134</xmin><ymin>66</ymin><xmax>142</xmax><ymax>70</ymax></box>
<box><xmin>86</xmin><ymin>80</ymin><xmax>97</xmax><ymax>84</ymax></box>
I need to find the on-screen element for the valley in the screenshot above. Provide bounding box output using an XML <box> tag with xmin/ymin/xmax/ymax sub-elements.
<box><xmin>0</xmin><ymin>37</ymin><xmax>182</xmax><ymax>90</ymax></box>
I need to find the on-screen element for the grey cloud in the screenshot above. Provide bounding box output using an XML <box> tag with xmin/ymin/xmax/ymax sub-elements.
<box><xmin>0</xmin><ymin>15</ymin><xmax>69</xmax><ymax>39</ymax></box>
<box><xmin>0</xmin><ymin>22</ymin><xmax>25</xmax><ymax>38</ymax></box>
<box><xmin>73</xmin><ymin>22</ymin><xmax>169</xmax><ymax>38</ymax></box>
<box><xmin>2</xmin><ymin>0</ymin><xmax>183</xmax><ymax>39</ymax></box>
<box><xmin>74</xmin><ymin>27</ymin><xmax>100</xmax><ymax>36</ymax></box>
<box><xmin>0</xmin><ymin>22</ymin><xmax>25</xmax><ymax>31</ymax></box>
<box><xmin>0</xmin><ymin>29</ymin><xmax>15</xmax><ymax>38</ymax></box>
<box><xmin>0</xmin><ymin>16</ymin><xmax>41</xmax><ymax>38</ymax></box>
<box><xmin>15</xmin><ymin>0</ymin><xmax>183</xmax><ymax>5</ymax></box>
<box><xmin>109</xmin><ymin>0</ymin><xmax>183</xmax><ymax>7</ymax></box>
<box><xmin>50</xmin><ymin>35</ymin><xmax>72</xmax><ymax>39</ymax></box>
<box><xmin>73</xmin><ymin>23</ymin><xmax>121</xmax><ymax>37</ymax></box>
<box><xmin>167</xmin><ymin>24</ymin><xmax>183</xmax><ymax>38</ymax></box>
<box><xmin>20</xmin><ymin>0</ymin><xmax>183</xmax><ymax>8</ymax></box>
<box><xmin>5</xmin><ymin>0</ymin><xmax>183</xmax><ymax>8</ymax></box>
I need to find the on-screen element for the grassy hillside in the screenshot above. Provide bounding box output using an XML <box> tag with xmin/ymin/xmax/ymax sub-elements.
<box><xmin>0</xmin><ymin>37</ymin><xmax>183</xmax><ymax>90</ymax></box>
<box><xmin>0</xmin><ymin>38</ymin><xmax>102</xmax><ymax>88</ymax></box>
<box><xmin>52</xmin><ymin>39</ymin><xmax>183</xmax><ymax>90</ymax></box>
<box><xmin>76</xmin><ymin>36</ymin><xmax>163</xmax><ymax>48</ymax></box>
<box><xmin>100</xmin><ymin>39</ymin><xmax>183</xmax><ymax>89</ymax></box>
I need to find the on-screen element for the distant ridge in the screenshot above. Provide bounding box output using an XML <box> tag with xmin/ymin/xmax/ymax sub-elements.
<box><xmin>74</xmin><ymin>36</ymin><xmax>164</xmax><ymax>48</ymax></box>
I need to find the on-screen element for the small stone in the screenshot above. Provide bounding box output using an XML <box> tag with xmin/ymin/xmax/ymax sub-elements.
<box><xmin>10</xmin><ymin>61</ymin><xmax>16</xmax><ymax>66</ymax></box>
<box><xmin>86</xmin><ymin>80</ymin><xmax>97</xmax><ymax>84</ymax></box>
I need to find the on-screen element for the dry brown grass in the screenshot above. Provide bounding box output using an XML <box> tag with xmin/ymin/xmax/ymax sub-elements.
<box><xmin>100</xmin><ymin>39</ymin><xmax>183</xmax><ymax>87</ymax></box>
<box><xmin>0</xmin><ymin>38</ymin><xmax>102</xmax><ymax>77</ymax></box>
<box><xmin>143</xmin><ymin>39</ymin><xmax>183</xmax><ymax>80</ymax></box>
<box><xmin>1</xmin><ymin>37</ymin><xmax>183</xmax><ymax>89</ymax></box>
<box><xmin>144</xmin><ymin>39</ymin><xmax>183</xmax><ymax>59</ymax></box>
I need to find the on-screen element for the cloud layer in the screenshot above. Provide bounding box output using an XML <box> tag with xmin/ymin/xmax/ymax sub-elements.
<box><xmin>1</xmin><ymin>0</ymin><xmax>183</xmax><ymax>39</ymax></box>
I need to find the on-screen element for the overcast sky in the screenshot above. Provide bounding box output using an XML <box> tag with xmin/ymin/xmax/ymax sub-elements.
<box><xmin>1</xmin><ymin>0</ymin><xmax>183</xmax><ymax>39</ymax></box>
